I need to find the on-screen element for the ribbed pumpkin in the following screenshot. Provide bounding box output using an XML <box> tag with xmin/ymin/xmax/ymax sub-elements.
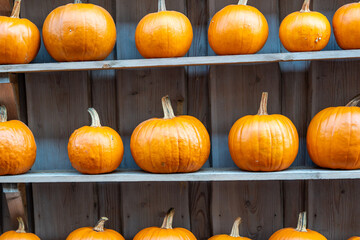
<box><xmin>0</xmin><ymin>106</ymin><xmax>36</xmax><ymax>175</ymax></box>
<box><xmin>279</xmin><ymin>0</ymin><xmax>331</xmax><ymax>52</ymax></box>
<box><xmin>348</xmin><ymin>237</ymin><xmax>360</xmax><ymax>240</ymax></box>
<box><xmin>135</xmin><ymin>0</ymin><xmax>193</xmax><ymax>58</ymax></box>
<box><xmin>42</xmin><ymin>0</ymin><xmax>116</xmax><ymax>62</ymax></box>
<box><xmin>208</xmin><ymin>0</ymin><xmax>269</xmax><ymax>55</ymax></box>
<box><xmin>0</xmin><ymin>217</ymin><xmax>40</xmax><ymax>240</ymax></box>
<box><xmin>307</xmin><ymin>94</ymin><xmax>360</xmax><ymax>169</ymax></box>
<box><xmin>333</xmin><ymin>2</ymin><xmax>360</xmax><ymax>49</ymax></box>
<box><xmin>130</xmin><ymin>96</ymin><xmax>210</xmax><ymax>173</ymax></box>
<box><xmin>134</xmin><ymin>208</ymin><xmax>196</xmax><ymax>240</ymax></box>
<box><xmin>67</xmin><ymin>217</ymin><xmax>124</xmax><ymax>240</ymax></box>
<box><xmin>0</xmin><ymin>0</ymin><xmax>40</xmax><ymax>64</ymax></box>
<box><xmin>269</xmin><ymin>212</ymin><xmax>327</xmax><ymax>240</ymax></box>
<box><xmin>228</xmin><ymin>92</ymin><xmax>299</xmax><ymax>172</ymax></box>
<box><xmin>208</xmin><ymin>217</ymin><xmax>251</xmax><ymax>240</ymax></box>
<box><xmin>68</xmin><ymin>108</ymin><xmax>124</xmax><ymax>174</ymax></box>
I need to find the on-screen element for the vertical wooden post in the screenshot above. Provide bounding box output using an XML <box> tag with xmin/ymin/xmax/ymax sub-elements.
<box><xmin>0</xmin><ymin>74</ymin><xmax>20</xmax><ymax>120</ymax></box>
<box><xmin>2</xmin><ymin>184</ymin><xmax>28</xmax><ymax>229</ymax></box>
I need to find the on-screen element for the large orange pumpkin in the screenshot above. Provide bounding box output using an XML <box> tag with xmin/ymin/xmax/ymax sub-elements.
<box><xmin>0</xmin><ymin>105</ymin><xmax>36</xmax><ymax>175</ymax></box>
<box><xmin>208</xmin><ymin>0</ymin><xmax>269</xmax><ymax>55</ymax></box>
<box><xmin>348</xmin><ymin>237</ymin><xmax>360</xmax><ymax>240</ymax></box>
<box><xmin>279</xmin><ymin>0</ymin><xmax>331</xmax><ymax>52</ymax></box>
<box><xmin>67</xmin><ymin>217</ymin><xmax>124</xmax><ymax>240</ymax></box>
<box><xmin>130</xmin><ymin>95</ymin><xmax>210</xmax><ymax>173</ymax></box>
<box><xmin>0</xmin><ymin>217</ymin><xmax>40</xmax><ymax>240</ymax></box>
<box><xmin>42</xmin><ymin>0</ymin><xmax>116</xmax><ymax>62</ymax></box>
<box><xmin>307</xmin><ymin>94</ymin><xmax>360</xmax><ymax>169</ymax></box>
<box><xmin>333</xmin><ymin>2</ymin><xmax>360</xmax><ymax>49</ymax></box>
<box><xmin>68</xmin><ymin>108</ymin><xmax>124</xmax><ymax>174</ymax></box>
<box><xmin>135</xmin><ymin>0</ymin><xmax>193</xmax><ymax>58</ymax></box>
<box><xmin>0</xmin><ymin>0</ymin><xmax>40</xmax><ymax>64</ymax></box>
<box><xmin>228</xmin><ymin>92</ymin><xmax>299</xmax><ymax>172</ymax></box>
<box><xmin>208</xmin><ymin>217</ymin><xmax>251</xmax><ymax>240</ymax></box>
<box><xmin>269</xmin><ymin>212</ymin><xmax>327</xmax><ymax>240</ymax></box>
<box><xmin>134</xmin><ymin>208</ymin><xmax>196</xmax><ymax>240</ymax></box>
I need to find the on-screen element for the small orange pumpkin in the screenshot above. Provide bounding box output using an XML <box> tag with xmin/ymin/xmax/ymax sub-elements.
<box><xmin>307</xmin><ymin>94</ymin><xmax>360</xmax><ymax>169</ymax></box>
<box><xmin>67</xmin><ymin>217</ymin><xmax>124</xmax><ymax>240</ymax></box>
<box><xmin>0</xmin><ymin>217</ymin><xmax>40</xmax><ymax>240</ymax></box>
<box><xmin>228</xmin><ymin>92</ymin><xmax>299</xmax><ymax>172</ymax></box>
<box><xmin>134</xmin><ymin>208</ymin><xmax>196</xmax><ymax>240</ymax></box>
<box><xmin>333</xmin><ymin>2</ymin><xmax>360</xmax><ymax>50</ymax></box>
<box><xmin>279</xmin><ymin>0</ymin><xmax>331</xmax><ymax>52</ymax></box>
<box><xmin>208</xmin><ymin>217</ymin><xmax>251</xmax><ymax>240</ymax></box>
<box><xmin>68</xmin><ymin>108</ymin><xmax>124</xmax><ymax>174</ymax></box>
<box><xmin>269</xmin><ymin>212</ymin><xmax>327</xmax><ymax>240</ymax></box>
<box><xmin>348</xmin><ymin>237</ymin><xmax>360</xmax><ymax>240</ymax></box>
<box><xmin>42</xmin><ymin>0</ymin><xmax>116</xmax><ymax>62</ymax></box>
<box><xmin>135</xmin><ymin>0</ymin><xmax>193</xmax><ymax>58</ymax></box>
<box><xmin>0</xmin><ymin>0</ymin><xmax>40</xmax><ymax>64</ymax></box>
<box><xmin>208</xmin><ymin>0</ymin><xmax>269</xmax><ymax>55</ymax></box>
<box><xmin>0</xmin><ymin>105</ymin><xmax>37</xmax><ymax>175</ymax></box>
<box><xmin>130</xmin><ymin>95</ymin><xmax>210</xmax><ymax>173</ymax></box>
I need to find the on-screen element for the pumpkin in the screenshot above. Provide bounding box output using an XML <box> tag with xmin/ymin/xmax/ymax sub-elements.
<box><xmin>134</xmin><ymin>208</ymin><xmax>196</xmax><ymax>240</ymax></box>
<box><xmin>307</xmin><ymin>94</ymin><xmax>360</xmax><ymax>169</ymax></box>
<box><xmin>279</xmin><ymin>0</ymin><xmax>331</xmax><ymax>52</ymax></box>
<box><xmin>68</xmin><ymin>108</ymin><xmax>124</xmax><ymax>174</ymax></box>
<box><xmin>333</xmin><ymin>2</ymin><xmax>360</xmax><ymax>49</ymax></box>
<box><xmin>348</xmin><ymin>237</ymin><xmax>360</xmax><ymax>240</ymax></box>
<box><xmin>228</xmin><ymin>92</ymin><xmax>299</xmax><ymax>172</ymax></box>
<box><xmin>135</xmin><ymin>0</ymin><xmax>193</xmax><ymax>58</ymax></box>
<box><xmin>208</xmin><ymin>0</ymin><xmax>268</xmax><ymax>55</ymax></box>
<box><xmin>130</xmin><ymin>95</ymin><xmax>210</xmax><ymax>173</ymax></box>
<box><xmin>208</xmin><ymin>217</ymin><xmax>251</xmax><ymax>240</ymax></box>
<box><xmin>0</xmin><ymin>0</ymin><xmax>40</xmax><ymax>64</ymax></box>
<box><xmin>42</xmin><ymin>0</ymin><xmax>116</xmax><ymax>62</ymax></box>
<box><xmin>0</xmin><ymin>217</ymin><xmax>40</xmax><ymax>240</ymax></box>
<box><xmin>269</xmin><ymin>212</ymin><xmax>327</xmax><ymax>240</ymax></box>
<box><xmin>0</xmin><ymin>105</ymin><xmax>36</xmax><ymax>175</ymax></box>
<box><xmin>67</xmin><ymin>217</ymin><xmax>124</xmax><ymax>240</ymax></box>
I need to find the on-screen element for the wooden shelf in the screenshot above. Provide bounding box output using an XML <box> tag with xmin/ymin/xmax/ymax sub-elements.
<box><xmin>1</xmin><ymin>50</ymin><xmax>360</xmax><ymax>73</ymax></box>
<box><xmin>1</xmin><ymin>167</ymin><xmax>360</xmax><ymax>183</ymax></box>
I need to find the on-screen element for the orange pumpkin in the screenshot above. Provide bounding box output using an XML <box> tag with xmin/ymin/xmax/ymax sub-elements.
<box><xmin>67</xmin><ymin>217</ymin><xmax>124</xmax><ymax>240</ymax></box>
<box><xmin>135</xmin><ymin>0</ymin><xmax>193</xmax><ymax>58</ymax></box>
<box><xmin>307</xmin><ymin>94</ymin><xmax>360</xmax><ymax>169</ymax></box>
<box><xmin>0</xmin><ymin>105</ymin><xmax>36</xmax><ymax>175</ymax></box>
<box><xmin>333</xmin><ymin>2</ymin><xmax>360</xmax><ymax>49</ymax></box>
<box><xmin>228</xmin><ymin>92</ymin><xmax>299</xmax><ymax>172</ymax></box>
<box><xmin>68</xmin><ymin>108</ymin><xmax>124</xmax><ymax>174</ymax></box>
<box><xmin>208</xmin><ymin>0</ymin><xmax>269</xmax><ymax>55</ymax></box>
<box><xmin>0</xmin><ymin>217</ymin><xmax>40</xmax><ymax>240</ymax></box>
<box><xmin>134</xmin><ymin>208</ymin><xmax>196</xmax><ymax>240</ymax></box>
<box><xmin>348</xmin><ymin>237</ymin><xmax>360</xmax><ymax>240</ymax></box>
<box><xmin>279</xmin><ymin>0</ymin><xmax>331</xmax><ymax>52</ymax></box>
<box><xmin>130</xmin><ymin>96</ymin><xmax>210</xmax><ymax>173</ymax></box>
<box><xmin>0</xmin><ymin>0</ymin><xmax>40</xmax><ymax>64</ymax></box>
<box><xmin>208</xmin><ymin>217</ymin><xmax>251</xmax><ymax>240</ymax></box>
<box><xmin>269</xmin><ymin>212</ymin><xmax>327</xmax><ymax>240</ymax></box>
<box><xmin>42</xmin><ymin>0</ymin><xmax>116</xmax><ymax>62</ymax></box>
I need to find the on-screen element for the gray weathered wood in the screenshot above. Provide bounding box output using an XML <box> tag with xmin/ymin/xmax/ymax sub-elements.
<box><xmin>2</xmin><ymin>50</ymin><xmax>360</xmax><ymax>73</ymax></box>
<box><xmin>2</xmin><ymin>184</ymin><xmax>27</xmax><ymax>230</ymax></box>
<box><xmin>0</xmin><ymin>0</ymin><xmax>11</xmax><ymax>16</ymax></box>
<box><xmin>0</xmin><ymin>74</ymin><xmax>20</xmax><ymax>120</ymax></box>
<box><xmin>211</xmin><ymin>181</ymin><xmax>283</xmax><ymax>239</ymax></box>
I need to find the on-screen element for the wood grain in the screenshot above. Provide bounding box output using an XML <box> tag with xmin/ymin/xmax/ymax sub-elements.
<box><xmin>0</xmin><ymin>0</ymin><xmax>11</xmax><ymax>16</ymax></box>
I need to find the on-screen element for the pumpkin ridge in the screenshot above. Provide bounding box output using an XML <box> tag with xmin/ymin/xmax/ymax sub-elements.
<box><xmin>148</xmin><ymin>120</ymin><xmax>162</xmax><ymax>172</ymax></box>
<box><xmin>180</xmin><ymin>117</ymin><xmax>202</xmax><ymax>171</ymax></box>
<box><xmin>275</xmin><ymin>118</ymin><xmax>286</xmax><ymax>171</ymax></box>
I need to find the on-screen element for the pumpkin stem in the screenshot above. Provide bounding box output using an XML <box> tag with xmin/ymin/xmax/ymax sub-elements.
<box><xmin>10</xmin><ymin>0</ymin><xmax>21</xmax><ymax>18</ymax></box>
<box><xmin>237</xmin><ymin>0</ymin><xmax>248</xmax><ymax>5</ymax></box>
<box><xmin>158</xmin><ymin>0</ymin><xmax>166</xmax><ymax>11</ymax></box>
<box><xmin>229</xmin><ymin>217</ymin><xmax>242</xmax><ymax>237</ymax></box>
<box><xmin>161</xmin><ymin>208</ymin><xmax>175</xmax><ymax>229</ymax></box>
<box><xmin>346</xmin><ymin>94</ymin><xmax>360</xmax><ymax>107</ymax></box>
<box><xmin>300</xmin><ymin>0</ymin><xmax>310</xmax><ymax>12</ymax></box>
<box><xmin>0</xmin><ymin>105</ymin><xmax>7</xmax><ymax>122</ymax></box>
<box><xmin>74</xmin><ymin>0</ymin><xmax>82</xmax><ymax>3</ymax></box>
<box><xmin>88</xmin><ymin>108</ymin><xmax>102</xmax><ymax>127</ymax></box>
<box><xmin>257</xmin><ymin>92</ymin><xmax>268</xmax><ymax>115</ymax></box>
<box><xmin>93</xmin><ymin>217</ymin><xmax>108</xmax><ymax>232</ymax></box>
<box><xmin>295</xmin><ymin>212</ymin><xmax>308</xmax><ymax>232</ymax></box>
<box><xmin>16</xmin><ymin>217</ymin><xmax>26</xmax><ymax>233</ymax></box>
<box><xmin>162</xmin><ymin>96</ymin><xmax>176</xmax><ymax>119</ymax></box>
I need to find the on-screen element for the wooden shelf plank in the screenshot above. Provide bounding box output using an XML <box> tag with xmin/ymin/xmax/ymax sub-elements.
<box><xmin>1</xmin><ymin>168</ymin><xmax>360</xmax><ymax>183</ymax></box>
<box><xmin>1</xmin><ymin>50</ymin><xmax>360</xmax><ymax>73</ymax></box>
